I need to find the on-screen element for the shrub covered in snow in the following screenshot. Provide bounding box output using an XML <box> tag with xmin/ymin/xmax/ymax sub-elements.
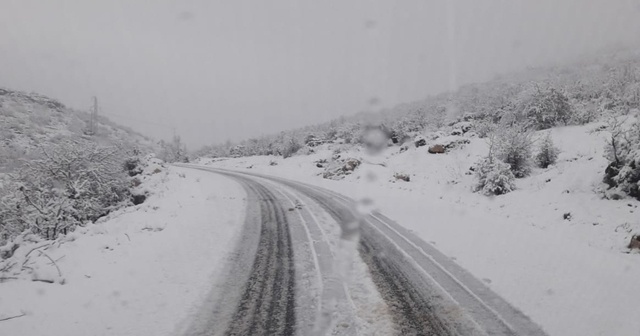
<box><xmin>474</xmin><ymin>120</ymin><xmax>495</xmax><ymax>138</ymax></box>
<box><xmin>522</xmin><ymin>87</ymin><xmax>573</xmax><ymax>130</ymax></box>
<box><xmin>492</xmin><ymin>125</ymin><xmax>534</xmax><ymax>178</ymax></box>
<box><xmin>474</xmin><ymin>157</ymin><xmax>516</xmax><ymax>196</ymax></box>
<box><xmin>158</xmin><ymin>135</ymin><xmax>188</xmax><ymax>163</ymax></box>
<box><xmin>0</xmin><ymin>181</ymin><xmax>25</xmax><ymax>242</ymax></box>
<box><xmin>16</xmin><ymin>141</ymin><xmax>130</xmax><ymax>239</ymax></box>
<box><xmin>0</xmin><ymin>141</ymin><xmax>142</xmax><ymax>243</ymax></box>
<box><xmin>433</xmin><ymin>135</ymin><xmax>472</xmax><ymax>152</ymax></box>
<box><xmin>322</xmin><ymin>158</ymin><xmax>361</xmax><ymax>180</ymax></box>
<box><xmin>393</xmin><ymin>172</ymin><xmax>410</xmax><ymax>182</ymax></box>
<box><xmin>570</xmin><ymin>101</ymin><xmax>599</xmax><ymax>125</ymax></box>
<box><xmin>123</xmin><ymin>156</ymin><xmax>144</xmax><ymax>177</ymax></box>
<box><xmin>535</xmin><ymin>133</ymin><xmax>560</xmax><ymax>168</ymax></box>
<box><xmin>281</xmin><ymin>137</ymin><xmax>303</xmax><ymax>158</ymax></box>
<box><xmin>604</xmin><ymin>117</ymin><xmax>640</xmax><ymax>200</ymax></box>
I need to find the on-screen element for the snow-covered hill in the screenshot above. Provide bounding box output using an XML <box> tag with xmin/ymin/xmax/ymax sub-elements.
<box><xmin>0</xmin><ymin>87</ymin><xmax>160</xmax><ymax>248</ymax></box>
<box><xmin>197</xmin><ymin>121</ymin><xmax>640</xmax><ymax>336</ymax></box>
<box><xmin>0</xmin><ymin>87</ymin><xmax>154</xmax><ymax>173</ymax></box>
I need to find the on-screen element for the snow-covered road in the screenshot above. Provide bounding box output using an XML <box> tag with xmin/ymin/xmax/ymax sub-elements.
<box><xmin>182</xmin><ymin>165</ymin><xmax>549</xmax><ymax>336</ymax></box>
<box><xmin>187</xmin><ymin>172</ymin><xmax>297</xmax><ymax>335</ymax></box>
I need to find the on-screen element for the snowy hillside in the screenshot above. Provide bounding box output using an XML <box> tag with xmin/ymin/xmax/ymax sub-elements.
<box><xmin>0</xmin><ymin>88</ymin><xmax>159</xmax><ymax>247</ymax></box>
<box><xmin>0</xmin><ymin>87</ymin><xmax>154</xmax><ymax>173</ymax></box>
<box><xmin>195</xmin><ymin>48</ymin><xmax>640</xmax><ymax>164</ymax></box>
<box><xmin>197</xmin><ymin>120</ymin><xmax>640</xmax><ymax>336</ymax></box>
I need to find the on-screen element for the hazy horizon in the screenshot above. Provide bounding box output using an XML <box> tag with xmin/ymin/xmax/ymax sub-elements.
<box><xmin>2</xmin><ymin>0</ymin><xmax>640</xmax><ymax>148</ymax></box>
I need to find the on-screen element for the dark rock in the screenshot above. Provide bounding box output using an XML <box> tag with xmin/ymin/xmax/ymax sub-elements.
<box><xmin>0</xmin><ymin>243</ymin><xmax>19</xmax><ymax>260</ymax></box>
<box><xmin>393</xmin><ymin>173</ymin><xmax>410</xmax><ymax>182</ymax></box>
<box><xmin>444</xmin><ymin>138</ymin><xmax>471</xmax><ymax>151</ymax></box>
<box><xmin>628</xmin><ymin>235</ymin><xmax>640</xmax><ymax>250</ymax></box>
<box><xmin>123</xmin><ymin>158</ymin><xmax>143</xmax><ymax>177</ymax></box>
<box><xmin>610</xmin><ymin>193</ymin><xmax>623</xmax><ymax>200</ymax></box>
<box><xmin>428</xmin><ymin>144</ymin><xmax>446</xmax><ymax>154</ymax></box>
<box><xmin>132</xmin><ymin>194</ymin><xmax>146</xmax><ymax>205</ymax></box>
<box><xmin>344</xmin><ymin>158</ymin><xmax>360</xmax><ymax>171</ymax></box>
<box><xmin>604</xmin><ymin>161</ymin><xmax>620</xmax><ymax>188</ymax></box>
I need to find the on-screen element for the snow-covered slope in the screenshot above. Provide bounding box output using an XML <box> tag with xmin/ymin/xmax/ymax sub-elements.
<box><xmin>198</xmin><ymin>122</ymin><xmax>640</xmax><ymax>336</ymax></box>
<box><xmin>0</xmin><ymin>166</ymin><xmax>246</xmax><ymax>336</ymax></box>
<box><xmin>0</xmin><ymin>87</ymin><xmax>154</xmax><ymax>173</ymax></box>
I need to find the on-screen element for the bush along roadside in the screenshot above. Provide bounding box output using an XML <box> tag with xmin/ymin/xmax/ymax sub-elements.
<box><xmin>0</xmin><ymin>143</ymin><xmax>166</xmax><ymax>285</ymax></box>
<box><xmin>603</xmin><ymin>117</ymin><xmax>640</xmax><ymax>200</ymax></box>
<box><xmin>0</xmin><ymin>140</ymin><xmax>161</xmax><ymax>246</ymax></box>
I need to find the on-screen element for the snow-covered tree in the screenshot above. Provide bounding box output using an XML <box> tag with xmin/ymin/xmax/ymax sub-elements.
<box><xmin>604</xmin><ymin>116</ymin><xmax>640</xmax><ymax>199</ymax></box>
<box><xmin>570</xmin><ymin>100</ymin><xmax>599</xmax><ymax>125</ymax></box>
<box><xmin>494</xmin><ymin>125</ymin><xmax>534</xmax><ymax>178</ymax></box>
<box><xmin>281</xmin><ymin>137</ymin><xmax>302</xmax><ymax>158</ymax></box>
<box><xmin>523</xmin><ymin>86</ymin><xmax>573</xmax><ymax>130</ymax></box>
<box><xmin>159</xmin><ymin>135</ymin><xmax>188</xmax><ymax>163</ymax></box>
<box><xmin>335</xmin><ymin>122</ymin><xmax>362</xmax><ymax>144</ymax></box>
<box><xmin>0</xmin><ymin>181</ymin><xmax>26</xmax><ymax>244</ymax></box>
<box><xmin>474</xmin><ymin>156</ymin><xmax>516</xmax><ymax>196</ymax></box>
<box><xmin>535</xmin><ymin>132</ymin><xmax>560</xmax><ymax>168</ymax></box>
<box><xmin>604</xmin><ymin>116</ymin><xmax>634</xmax><ymax>167</ymax></box>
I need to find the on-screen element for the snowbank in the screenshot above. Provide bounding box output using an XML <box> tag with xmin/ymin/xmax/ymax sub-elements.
<box><xmin>0</xmin><ymin>166</ymin><xmax>246</xmax><ymax>336</ymax></box>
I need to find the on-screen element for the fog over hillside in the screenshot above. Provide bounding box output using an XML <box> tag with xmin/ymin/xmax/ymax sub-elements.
<box><xmin>1</xmin><ymin>0</ymin><xmax>639</xmax><ymax>147</ymax></box>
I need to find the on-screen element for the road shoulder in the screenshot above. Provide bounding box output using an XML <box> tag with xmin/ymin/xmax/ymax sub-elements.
<box><xmin>0</xmin><ymin>167</ymin><xmax>246</xmax><ymax>336</ymax></box>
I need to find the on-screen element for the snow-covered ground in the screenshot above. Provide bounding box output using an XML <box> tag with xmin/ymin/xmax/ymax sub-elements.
<box><xmin>198</xmin><ymin>122</ymin><xmax>640</xmax><ymax>336</ymax></box>
<box><xmin>0</xmin><ymin>166</ymin><xmax>246</xmax><ymax>336</ymax></box>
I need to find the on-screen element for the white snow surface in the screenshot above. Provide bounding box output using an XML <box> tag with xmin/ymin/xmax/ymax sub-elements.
<box><xmin>198</xmin><ymin>123</ymin><xmax>640</xmax><ymax>336</ymax></box>
<box><xmin>0</xmin><ymin>166</ymin><xmax>246</xmax><ymax>336</ymax></box>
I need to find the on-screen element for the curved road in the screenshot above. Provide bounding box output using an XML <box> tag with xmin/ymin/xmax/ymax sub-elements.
<box><xmin>181</xmin><ymin>165</ymin><xmax>548</xmax><ymax>336</ymax></box>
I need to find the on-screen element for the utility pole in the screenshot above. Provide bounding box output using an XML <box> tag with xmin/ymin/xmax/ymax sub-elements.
<box><xmin>88</xmin><ymin>96</ymin><xmax>98</xmax><ymax>135</ymax></box>
<box><xmin>92</xmin><ymin>96</ymin><xmax>98</xmax><ymax>134</ymax></box>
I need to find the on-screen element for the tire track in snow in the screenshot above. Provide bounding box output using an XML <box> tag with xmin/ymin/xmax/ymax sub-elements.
<box><xmin>222</xmin><ymin>178</ymin><xmax>297</xmax><ymax>336</ymax></box>
<box><xmin>359</xmin><ymin>230</ymin><xmax>454</xmax><ymax>336</ymax></box>
<box><xmin>266</xmin><ymin>182</ymin><xmax>364</xmax><ymax>336</ymax></box>
<box><xmin>287</xmin><ymin>184</ymin><xmax>461</xmax><ymax>335</ymax></box>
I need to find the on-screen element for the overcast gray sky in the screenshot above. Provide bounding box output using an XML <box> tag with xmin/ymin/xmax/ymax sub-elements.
<box><xmin>1</xmin><ymin>0</ymin><xmax>640</xmax><ymax>148</ymax></box>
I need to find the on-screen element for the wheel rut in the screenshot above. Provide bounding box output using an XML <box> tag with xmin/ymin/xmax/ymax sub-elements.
<box><xmin>224</xmin><ymin>180</ymin><xmax>296</xmax><ymax>336</ymax></box>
